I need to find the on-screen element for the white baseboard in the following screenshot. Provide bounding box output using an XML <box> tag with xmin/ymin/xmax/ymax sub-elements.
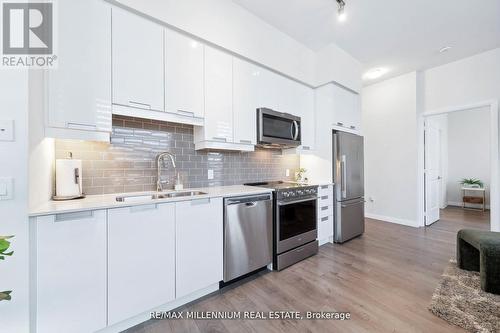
<box><xmin>365</xmin><ymin>213</ymin><xmax>419</xmax><ymax>228</ymax></box>
<box><xmin>447</xmin><ymin>201</ymin><xmax>490</xmax><ymax>209</ymax></box>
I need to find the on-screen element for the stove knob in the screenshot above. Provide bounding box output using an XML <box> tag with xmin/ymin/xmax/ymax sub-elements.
<box><xmin>283</xmin><ymin>192</ymin><xmax>289</xmax><ymax>198</ymax></box>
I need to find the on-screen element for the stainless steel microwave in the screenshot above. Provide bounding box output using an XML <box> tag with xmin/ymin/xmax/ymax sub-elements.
<box><xmin>257</xmin><ymin>108</ymin><xmax>301</xmax><ymax>148</ymax></box>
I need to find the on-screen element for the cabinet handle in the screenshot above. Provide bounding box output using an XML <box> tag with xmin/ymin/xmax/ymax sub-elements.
<box><xmin>55</xmin><ymin>210</ymin><xmax>94</xmax><ymax>222</ymax></box>
<box><xmin>321</xmin><ymin>196</ymin><xmax>329</xmax><ymax>200</ymax></box>
<box><xmin>66</xmin><ymin>122</ymin><xmax>97</xmax><ymax>130</ymax></box>
<box><xmin>212</xmin><ymin>137</ymin><xmax>227</xmax><ymax>142</ymax></box>
<box><xmin>130</xmin><ymin>204</ymin><xmax>158</xmax><ymax>213</ymax></box>
<box><xmin>321</xmin><ymin>216</ymin><xmax>329</xmax><ymax>222</ymax></box>
<box><xmin>191</xmin><ymin>198</ymin><xmax>210</xmax><ymax>205</ymax></box>
<box><xmin>302</xmin><ymin>146</ymin><xmax>310</xmax><ymax>151</ymax></box>
<box><xmin>321</xmin><ymin>206</ymin><xmax>329</xmax><ymax>211</ymax></box>
<box><xmin>239</xmin><ymin>140</ymin><xmax>252</xmax><ymax>144</ymax></box>
<box><xmin>337</xmin><ymin>122</ymin><xmax>344</xmax><ymax>126</ymax></box>
<box><xmin>128</xmin><ymin>101</ymin><xmax>152</xmax><ymax>110</ymax></box>
<box><xmin>320</xmin><ymin>185</ymin><xmax>329</xmax><ymax>190</ymax></box>
<box><xmin>177</xmin><ymin>109</ymin><xmax>195</xmax><ymax>117</ymax></box>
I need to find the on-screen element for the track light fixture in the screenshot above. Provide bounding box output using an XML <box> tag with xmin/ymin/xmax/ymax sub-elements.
<box><xmin>336</xmin><ymin>0</ymin><xmax>347</xmax><ymax>22</ymax></box>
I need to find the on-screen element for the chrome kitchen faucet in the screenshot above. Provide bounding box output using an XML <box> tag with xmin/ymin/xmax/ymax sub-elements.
<box><xmin>156</xmin><ymin>152</ymin><xmax>176</xmax><ymax>192</ymax></box>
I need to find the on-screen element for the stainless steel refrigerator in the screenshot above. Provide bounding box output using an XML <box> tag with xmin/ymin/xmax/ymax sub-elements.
<box><xmin>333</xmin><ymin>131</ymin><xmax>365</xmax><ymax>243</ymax></box>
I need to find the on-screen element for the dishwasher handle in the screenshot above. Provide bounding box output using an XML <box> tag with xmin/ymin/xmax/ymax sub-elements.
<box><xmin>225</xmin><ymin>194</ymin><xmax>272</xmax><ymax>205</ymax></box>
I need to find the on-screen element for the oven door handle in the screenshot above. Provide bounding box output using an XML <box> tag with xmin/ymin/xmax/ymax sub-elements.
<box><xmin>278</xmin><ymin>197</ymin><xmax>317</xmax><ymax>206</ymax></box>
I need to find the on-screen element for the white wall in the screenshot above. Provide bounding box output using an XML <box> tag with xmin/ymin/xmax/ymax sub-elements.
<box><xmin>315</xmin><ymin>43</ymin><xmax>363</xmax><ymax>92</ymax></box>
<box><xmin>361</xmin><ymin>47</ymin><xmax>500</xmax><ymax>228</ymax></box>
<box><xmin>446</xmin><ymin>108</ymin><xmax>490</xmax><ymax>206</ymax></box>
<box><xmin>424</xmin><ymin>48</ymin><xmax>500</xmax><ymax>110</ymax></box>
<box><xmin>0</xmin><ymin>71</ymin><xmax>30</xmax><ymax>332</ymax></box>
<box><xmin>362</xmin><ymin>72</ymin><xmax>420</xmax><ymax>226</ymax></box>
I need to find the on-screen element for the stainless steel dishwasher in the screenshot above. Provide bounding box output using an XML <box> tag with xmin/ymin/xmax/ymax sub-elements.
<box><xmin>223</xmin><ymin>193</ymin><xmax>273</xmax><ymax>282</ymax></box>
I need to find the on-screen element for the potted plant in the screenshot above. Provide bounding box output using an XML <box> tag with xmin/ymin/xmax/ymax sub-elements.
<box><xmin>0</xmin><ymin>235</ymin><xmax>14</xmax><ymax>302</ymax></box>
<box><xmin>295</xmin><ymin>168</ymin><xmax>308</xmax><ymax>183</ymax></box>
<box><xmin>460</xmin><ymin>178</ymin><xmax>484</xmax><ymax>189</ymax></box>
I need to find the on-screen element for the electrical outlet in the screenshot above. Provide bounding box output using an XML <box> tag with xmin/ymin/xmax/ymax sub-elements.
<box><xmin>207</xmin><ymin>169</ymin><xmax>214</xmax><ymax>180</ymax></box>
<box><xmin>286</xmin><ymin>169</ymin><xmax>290</xmax><ymax>177</ymax></box>
<box><xmin>0</xmin><ymin>120</ymin><xmax>14</xmax><ymax>141</ymax></box>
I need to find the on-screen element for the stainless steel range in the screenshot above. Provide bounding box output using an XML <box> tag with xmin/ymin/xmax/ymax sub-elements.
<box><xmin>245</xmin><ymin>181</ymin><xmax>318</xmax><ymax>270</ymax></box>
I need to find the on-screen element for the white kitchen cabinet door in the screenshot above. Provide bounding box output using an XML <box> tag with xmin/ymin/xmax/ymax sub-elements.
<box><xmin>112</xmin><ymin>7</ymin><xmax>164</xmax><ymax>111</ymax></box>
<box><xmin>293</xmin><ymin>83</ymin><xmax>315</xmax><ymax>151</ymax></box>
<box><xmin>108</xmin><ymin>203</ymin><xmax>176</xmax><ymax>325</ymax></box>
<box><xmin>202</xmin><ymin>46</ymin><xmax>234</xmax><ymax>143</ymax></box>
<box><xmin>175</xmin><ymin>198</ymin><xmax>223</xmax><ymax>298</ymax></box>
<box><xmin>165</xmin><ymin>29</ymin><xmax>204</xmax><ymax>118</ymax></box>
<box><xmin>36</xmin><ymin>210</ymin><xmax>107</xmax><ymax>333</ymax></box>
<box><xmin>315</xmin><ymin>84</ymin><xmax>336</xmax><ymax>128</ymax></box>
<box><xmin>47</xmin><ymin>0</ymin><xmax>111</xmax><ymax>134</ymax></box>
<box><xmin>259</xmin><ymin>68</ymin><xmax>280</xmax><ymax>111</ymax></box>
<box><xmin>332</xmin><ymin>84</ymin><xmax>361</xmax><ymax>131</ymax></box>
<box><xmin>233</xmin><ymin>58</ymin><xmax>260</xmax><ymax>145</ymax></box>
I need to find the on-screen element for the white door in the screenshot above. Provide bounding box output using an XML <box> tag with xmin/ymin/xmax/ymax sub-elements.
<box><xmin>165</xmin><ymin>29</ymin><xmax>205</xmax><ymax>118</ymax></box>
<box><xmin>175</xmin><ymin>198</ymin><xmax>223</xmax><ymax>298</ymax></box>
<box><xmin>112</xmin><ymin>7</ymin><xmax>164</xmax><ymax>111</ymax></box>
<box><xmin>425</xmin><ymin>120</ymin><xmax>441</xmax><ymax>225</ymax></box>
<box><xmin>107</xmin><ymin>203</ymin><xmax>176</xmax><ymax>325</ymax></box>
<box><xmin>36</xmin><ymin>211</ymin><xmax>107</xmax><ymax>333</ymax></box>
<box><xmin>204</xmin><ymin>46</ymin><xmax>234</xmax><ymax>142</ymax></box>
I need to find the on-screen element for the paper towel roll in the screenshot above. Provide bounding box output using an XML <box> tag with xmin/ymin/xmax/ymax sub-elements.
<box><xmin>56</xmin><ymin>159</ymin><xmax>83</xmax><ymax>197</ymax></box>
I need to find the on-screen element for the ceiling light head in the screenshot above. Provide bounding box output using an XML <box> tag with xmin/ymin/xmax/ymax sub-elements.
<box><xmin>336</xmin><ymin>0</ymin><xmax>347</xmax><ymax>22</ymax></box>
<box><xmin>363</xmin><ymin>68</ymin><xmax>389</xmax><ymax>80</ymax></box>
<box><xmin>439</xmin><ymin>46</ymin><xmax>452</xmax><ymax>53</ymax></box>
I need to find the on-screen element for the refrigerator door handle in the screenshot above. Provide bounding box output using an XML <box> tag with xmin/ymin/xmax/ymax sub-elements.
<box><xmin>341</xmin><ymin>155</ymin><xmax>347</xmax><ymax>199</ymax></box>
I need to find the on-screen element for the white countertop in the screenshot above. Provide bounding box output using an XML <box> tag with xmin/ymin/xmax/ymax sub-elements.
<box><xmin>29</xmin><ymin>185</ymin><xmax>273</xmax><ymax>217</ymax></box>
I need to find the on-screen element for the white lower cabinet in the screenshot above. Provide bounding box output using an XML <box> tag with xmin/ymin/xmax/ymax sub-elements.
<box><xmin>107</xmin><ymin>203</ymin><xmax>176</xmax><ymax>325</ymax></box>
<box><xmin>175</xmin><ymin>198</ymin><xmax>223</xmax><ymax>298</ymax></box>
<box><xmin>36</xmin><ymin>210</ymin><xmax>107</xmax><ymax>333</ymax></box>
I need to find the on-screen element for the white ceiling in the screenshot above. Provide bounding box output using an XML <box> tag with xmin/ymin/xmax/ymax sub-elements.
<box><xmin>233</xmin><ymin>0</ymin><xmax>500</xmax><ymax>85</ymax></box>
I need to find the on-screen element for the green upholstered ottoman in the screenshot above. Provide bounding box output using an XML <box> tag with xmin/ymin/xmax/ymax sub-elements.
<box><xmin>457</xmin><ymin>229</ymin><xmax>500</xmax><ymax>294</ymax></box>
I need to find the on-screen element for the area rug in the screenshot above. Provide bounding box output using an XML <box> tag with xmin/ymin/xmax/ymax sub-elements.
<box><xmin>429</xmin><ymin>260</ymin><xmax>500</xmax><ymax>333</ymax></box>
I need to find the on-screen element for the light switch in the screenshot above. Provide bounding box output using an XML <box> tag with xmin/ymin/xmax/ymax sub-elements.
<box><xmin>207</xmin><ymin>169</ymin><xmax>214</xmax><ymax>180</ymax></box>
<box><xmin>0</xmin><ymin>120</ymin><xmax>14</xmax><ymax>141</ymax></box>
<box><xmin>0</xmin><ymin>178</ymin><xmax>13</xmax><ymax>200</ymax></box>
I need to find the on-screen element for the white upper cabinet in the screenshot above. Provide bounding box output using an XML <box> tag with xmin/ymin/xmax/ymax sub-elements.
<box><xmin>331</xmin><ymin>84</ymin><xmax>362</xmax><ymax>132</ymax></box>
<box><xmin>315</xmin><ymin>83</ymin><xmax>361</xmax><ymax>133</ymax></box>
<box><xmin>233</xmin><ymin>58</ymin><xmax>260</xmax><ymax>145</ymax></box>
<box><xmin>46</xmin><ymin>0</ymin><xmax>111</xmax><ymax>141</ymax></box>
<box><xmin>112</xmin><ymin>8</ymin><xmax>164</xmax><ymax>112</ymax></box>
<box><xmin>107</xmin><ymin>204</ymin><xmax>176</xmax><ymax>325</ymax></box>
<box><xmin>195</xmin><ymin>46</ymin><xmax>249</xmax><ymax>150</ymax></box>
<box><xmin>165</xmin><ymin>29</ymin><xmax>204</xmax><ymax>119</ymax></box>
<box><xmin>175</xmin><ymin>198</ymin><xmax>223</xmax><ymax>298</ymax></box>
<box><xmin>36</xmin><ymin>211</ymin><xmax>107</xmax><ymax>333</ymax></box>
<box><xmin>294</xmin><ymin>83</ymin><xmax>315</xmax><ymax>151</ymax></box>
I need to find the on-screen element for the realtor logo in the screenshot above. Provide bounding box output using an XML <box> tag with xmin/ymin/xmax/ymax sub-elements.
<box><xmin>1</xmin><ymin>1</ymin><xmax>57</xmax><ymax>68</ymax></box>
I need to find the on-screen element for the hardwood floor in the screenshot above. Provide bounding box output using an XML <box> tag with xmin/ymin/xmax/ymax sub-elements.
<box><xmin>127</xmin><ymin>208</ymin><xmax>490</xmax><ymax>333</ymax></box>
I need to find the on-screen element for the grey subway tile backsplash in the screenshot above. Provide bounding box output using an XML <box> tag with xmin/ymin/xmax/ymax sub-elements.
<box><xmin>55</xmin><ymin>115</ymin><xmax>299</xmax><ymax>195</ymax></box>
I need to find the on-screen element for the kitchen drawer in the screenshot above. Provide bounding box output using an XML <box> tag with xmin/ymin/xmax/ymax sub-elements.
<box><xmin>318</xmin><ymin>215</ymin><xmax>334</xmax><ymax>241</ymax></box>
<box><xmin>318</xmin><ymin>204</ymin><xmax>333</xmax><ymax>218</ymax></box>
<box><xmin>318</xmin><ymin>194</ymin><xmax>333</xmax><ymax>207</ymax></box>
<box><xmin>318</xmin><ymin>185</ymin><xmax>333</xmax><ymax>197</ymax></box>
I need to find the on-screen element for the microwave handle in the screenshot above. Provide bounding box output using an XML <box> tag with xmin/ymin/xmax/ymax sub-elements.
<box><xmin>292</xmin><ymin>120</ymin><xmax>299</xmax><ymax>140</ymax></box>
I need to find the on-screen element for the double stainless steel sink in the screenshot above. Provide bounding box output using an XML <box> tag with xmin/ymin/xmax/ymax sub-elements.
<box><xmin>116</xmin><ymin>191</ymin><xmax>208</xmax><ymax>202</ymax></box>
